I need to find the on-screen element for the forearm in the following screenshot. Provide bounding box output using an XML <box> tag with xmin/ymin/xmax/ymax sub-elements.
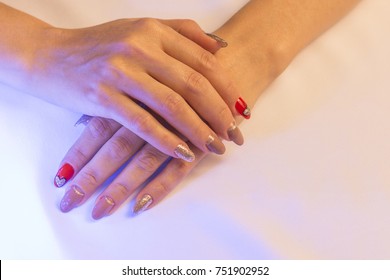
<box><xmin>0</xmin><ymin>3</ymin><xmax>53</xmax><ymax>89</ymax></box>
<box><xmin>215</xmin><ymin>0</ymin><xmax>360</xmax><ymax>105</ymax></box>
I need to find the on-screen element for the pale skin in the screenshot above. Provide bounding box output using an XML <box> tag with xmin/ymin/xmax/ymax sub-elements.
<box><xmin>0</xmin><ymin>0</ymin><xmax>360</xmax><ymax>219</ymax></box>
<box><xmin>58</xmin><ymin>0</ymin><xmax>361</xmax><ymax>219</ymax></box>
<box><xmin>0</xmin><ymin>3</ymin><xmax>245</xmax><ymax>160</ymax></box>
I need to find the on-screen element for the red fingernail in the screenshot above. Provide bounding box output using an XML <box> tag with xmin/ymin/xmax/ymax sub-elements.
<box><xmin>235</xmin><ymin>97</ymin><xmax>251</xmax><ymax>119</ymax></box>
<box><xmin>54</xmin><ymin>163</ymin><xmax>75</xmax><ymax>188</ymax></box>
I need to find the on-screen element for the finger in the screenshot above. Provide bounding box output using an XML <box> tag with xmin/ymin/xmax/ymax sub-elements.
<box><xmin>132</xmin><ymin>143</ymin><xmax>206</xmax><ymax>216</ymax></box>
<box><xmin>143</xmin><ymin>48</ymin><xmax>242</xmax><ymax>144</ymax></box>
<box><xmin>161</xmin><ymin>21</ymin><xmax>251</xmax><ymax>120</ymax></box>
<box><xmin>115</xmin><ymin>71</ymin><xmax>227</xmax><ymax>155</ymax></box>
<box><xmin>91</xmin><ymin>143</ymin><xmax>169</xmax><ymax>220</ymax></box>
<box><xmin>59</xmin><ymin>126</ymin><xmax>145</xmax><ymax>213</ymax></box>
<box><xmin>101</xmin><ymin>87</ymin><xmax>198</xmax><ymax>161</ymax></box>
<box><xmin>161</xmin><ymin>19</ymin><xmax>227</xmax><ymax>53</ymax></box>
<box><xmin>54</xmin><ymin>117</ymin><xmax>121</xmax><ymax>188</ymax></box>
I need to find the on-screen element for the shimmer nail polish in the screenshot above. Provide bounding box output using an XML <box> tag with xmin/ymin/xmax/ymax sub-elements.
<box><xmin>235</xmin><ymin>97</ymin><xmax>251</xmax><ymax>119</ymax></box>
<box><xmin>174</xmin><ymin>144</ymin><xmax>195</xmax><ymax>162</ymax></box>
<box><xmin>205</xmin><ymin>33</ymin><xmax>228</xmax><ymax>48</ymax></box>
<box><xmin>133</xmin><ymin>194</ymin><xmax>153</xmax><ymax>216</ymax></box>
<box><xmin>206</xmin><ymin>135</ymin><xmax>226</xmax><ymax>155</ymax></box>
<box><xmin>54</xmin><ymin>163</ymin><xmax>75</xmax><ymax>188</ymax></box>
<box><xmin>227</xmin><ymin>123</ymin><xmax>244</xmax><ymax>146</ymax></box>
<box><xmin>60</xmin><ymin>185</ymin><xmax>85</xmax><ymax>213</ymax></box>
<box><xmin>92</xmin><ymin>196</ymin><xmax>115</xmax><ymax>220</ymax></box>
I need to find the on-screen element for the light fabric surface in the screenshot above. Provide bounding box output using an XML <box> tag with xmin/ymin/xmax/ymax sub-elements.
<box><xmin>0</xmin><ymin>0</ymin><xmax>389</xmax><ymax>259</ymax></box>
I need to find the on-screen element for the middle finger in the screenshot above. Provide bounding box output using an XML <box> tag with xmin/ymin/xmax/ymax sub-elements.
<box><xmin>59</xmin><ymin>126</ymin><xmax>144</xmax><ymax>213</ymax></box>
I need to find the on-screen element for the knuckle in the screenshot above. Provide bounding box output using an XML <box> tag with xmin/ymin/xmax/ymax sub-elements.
<box><xmin>77</xmin><ymin>168</ymin><xmax>99</xmax><ymax>187</ymax></box>
<box><xmin>176</xmin><ymin>19</ymin><xmax>199</xmax><ymax>33</ymax></box>
<box><xmin>157</xmin><ymin>181</ymin><xmax>172</xmax><ymax>196</ymax></box>
<box><xmin>182</xmin><ymin>19</ymin><xmax>198</xmax><ymax>29</ymax></box>
<box><xmin>66</xmin><ymin>146</ymin><xmax>89</xmax><ymax>165</ymax></box>
<box><xmin>84</xmin><ymin>85</ymin><xmax>106</xmax><ymax>105</ymax></box>
<box><xmin>112</xmin><ymin>182</ymin><xmax>131</xmax><ymax>197</ymax></box>
<box><xmin>87</xmin><ymin>117</ymin><xmax>116</xmax><ymax>139</ymax></box>
<box><xmin>172</xmin><ymin>159</ymin><xmax>191</xmax><ymax>178</ymax></box>
<box><xmin>135</xmin><ymin>148</ymin><xmax>166</xmax><ymax>173</ymax></box>
<box><xmin>162</xmin><ymin>93</ymin><xmax>184</xmax><ymax>116</ymax></box>
<box><xmin>185</xmin><ymin>71</ymin><xmax>205</xmax><ymax>93</ymax></box>
<box><xmin>129</xmin><ymin>112</ymin><xmax>154</xmax><ymax>136</ymax></box>
<box><xmin>133</xmin><ymin>18</ymin><xmax>160</xmax><ymax>32</ymax></box>
<box><xmin>217</xmin><ymin>105</ymin><xmax>231</xmax><ymax>120</ymax></box>
<box><xmin>109</xmin><ymin>134</ymin><xmax>135</xmax><ymax>161</ymax></box>
<box><xmin>198</xmin><ymin>50</ymin><xmax>217</xmax><ymax>71</ymax></box>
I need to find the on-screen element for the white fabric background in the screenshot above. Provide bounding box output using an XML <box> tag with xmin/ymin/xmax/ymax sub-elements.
<box><xmin>0</xmin><ymin>0</ymin><xmax>389</xmax><ymax>259</ymax></box>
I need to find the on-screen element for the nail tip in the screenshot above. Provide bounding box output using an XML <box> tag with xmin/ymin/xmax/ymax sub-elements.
<box><xmin>59</xmin><ymin>185</ymin><xmax>85</xmax><ymax>213</ymax></box>
<box><xmin>133</xmin><ymin>194</ymin><xmax>153</xmax><ymax>216</ymax></box>
<box><xmin>174</xmin><ymin>144</ymin><xmax>195</xmax><ymax>162</ymax></box>
<box><xmin>205</xmin><ymin>33</ymin><xmax>228</xmax><ymax>47</ymax></box>
<box><xmin>91</xmin><ymin>214</ymin><xmax>102</xmax><ymax>220</ymax></box>
<box><xmin>235</xmin><ymin>97</ymin><xmax>251</xmax><ymax>119</ymax></box>
<box><xmin>206</xmin><ymin>135</ymin><xmax>226</xmax><ymax>155</ymax></box>
<box><xmin>54</xmin><ymin>163</ymin><xmax>75</xmax><ymax>187</ymax></box>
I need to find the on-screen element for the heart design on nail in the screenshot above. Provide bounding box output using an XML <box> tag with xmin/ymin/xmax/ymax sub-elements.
<box><xmin>55</xmin><ymin>176</ymin><xmax>66</xmax><ymax>188</ymax></box>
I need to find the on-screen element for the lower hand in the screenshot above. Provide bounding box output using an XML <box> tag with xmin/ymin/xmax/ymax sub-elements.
<box><xmin>57</xmin><ymin>116</ymin><xmax>209</xmax><ymax>218</ymax></box>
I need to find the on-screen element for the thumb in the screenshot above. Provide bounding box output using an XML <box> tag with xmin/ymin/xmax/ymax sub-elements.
<box><xmin>161</xmin><ymin>19</ymin><xmax>228</xmax><ymax>54</ymax></box>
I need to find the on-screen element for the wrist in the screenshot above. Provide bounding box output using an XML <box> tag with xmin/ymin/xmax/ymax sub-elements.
<box><xmin>0</xmin><ymin>4</ymin><xmax>58</xmax><ymax>94</ymax></box>
<box><xmin>213</xmin><ymin>28</ymin><xmax>293</xmax><ymax>109</ymax></box>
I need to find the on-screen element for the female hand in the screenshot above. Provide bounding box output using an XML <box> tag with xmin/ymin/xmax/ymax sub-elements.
<box><xmin>1</xmin><ymin>4</ymin><xmax>250</xmax><ymax>161</ymax></box>
<box><xmin>56</xmin><ymin>116</ymin><xmax>212</xmax><ymax>218</ymax></box>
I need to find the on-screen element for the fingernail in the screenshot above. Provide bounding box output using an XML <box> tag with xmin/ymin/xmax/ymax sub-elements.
<box><xmin>92</xmin><ymin>196</ymin><xmax>115</xmax><ymax>220</ymax></box>
<box><xmin>133</xmin><ymin>194</ymin><xmax>153</xmax><ymax>216</ymax></box>
<box><xmin>74</xmin><ymin>114</ymin><xmax>92</xmax><ymax>127</ymax></box>
<box><xmin>54</xmin><ymin>163</ymin><xmax>75</xmax><ymax>188</ymax></box>
<box><xmin>227</xmin><ymin>122</ymin><xmax>244</xmax><ymax>146</ymax></box>
<box><xmin>206</xmin><ymin>135</ymin><xmax>226</xmax><ymax>155</ymax></box>
<box><xmin>174</xmin><ymin>144</ymin><xmax>195</xmax><ymax>162</ymax></box>
<box><xmin>60</xmin><ymin>185</ymin><xmax>85</xmax><ymax>213</ymax></box>
<box><xmin>235</xmin><ymin>97</ymin><xmax>251</xmax><ymax>119</ymax></box>
<box><xmin>205</xmin><ymin>33</ymin><xmax>228</xmax><ymax>48</ymax></box>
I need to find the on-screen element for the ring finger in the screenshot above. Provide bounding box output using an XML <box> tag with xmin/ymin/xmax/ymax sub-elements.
<box><xmin>59</xmin><ymin>126</ymin><xmax>145</xmax><ymax>213</ymax></box>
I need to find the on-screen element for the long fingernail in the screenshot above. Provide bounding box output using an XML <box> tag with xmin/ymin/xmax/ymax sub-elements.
<box><xmin>235</xmin><ymin>97</ymin><xmax>251</xmax><ymax>119</ymax></box>
<box><xmin>60</xmin><ymin>185</ymin><xmax>85</xmax><ymax>213</ymax></box>
<box><xmin>174</xmin><ymin>144</ymin><xmax>195</xmax><ymax>162</ymax></box>
<box><xmin>54</xmin><ymin>163</ymin><xmax>75</xmax><ymax>188</ymax></box>
<box><xmin>133</xmin><ymin>194</ymin><xmax>153</xmax><ymax>216</ymax></box>
<box><xmin>74</xmin><ymin>114</ymin><xmax>92</xmax><ymax>127</ymax></box>
<box><xmin>206</xmin><ymin>135</ymin><xmax>226</xmax><ymax>155</ymax></box>
<box><xmin>227</xmin><ymin>122</ymin><xmax>244</xmax><ymax>146</ymax></box>
<box><xmin>92</xmin><ymin>196</ymin><xmax>115</xmax><ymax>220</ymax></box>
<box><xmin>206</xmin><ymin>33</ymin><xmax>228</xmax><ymax>48</ymax></box>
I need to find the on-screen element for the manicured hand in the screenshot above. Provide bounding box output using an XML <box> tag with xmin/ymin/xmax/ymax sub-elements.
<box><xmin>56</xmin><ymin>117</ymin><xmax>219</xmax><ymax>219</ymax></box>
<box><xmin>27</xmin><ymin>19</ymin><xmax>249</xmax><ymax>160</ymax></box>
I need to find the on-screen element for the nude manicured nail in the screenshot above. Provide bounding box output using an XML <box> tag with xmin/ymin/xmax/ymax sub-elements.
<box><xmin>227</xmin><ymin>123</ymin><xmax>244</xmax><ymax>146</ymax></box>
<box><xmin>133</xmin><ymin>194</ymin><xmax>153</xmax><ymax>216</ymax></box>
<box><xmin>205</xmin><ymin>33</ymin><xmax>228</xmax><ymax>48</ymax></box>
<box><xmin>206</xmin><ymin>135</ymin><xmax>226</xmax><ymax>155</ymax></box>
<box><xmin>54</xmin><ymin>163</ymin><xmax>74</xmax><ymax>188</ymax></box>
<box><xmin>60</xmin><ymin>185</ymin><xmax>85</xmax><ymax>213</ymax></box>
<box><xmin>174</xmin><ymin>144</ymin><xmax>195</xmax><ymax>162</ymax></box>
<box><xmin>92</xmin><ymin>196</ymin><xmax>115</xmax><ymax>220</ymax></box>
